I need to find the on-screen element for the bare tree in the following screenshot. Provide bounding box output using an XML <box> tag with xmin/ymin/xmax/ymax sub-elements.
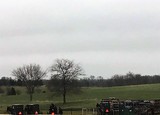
<box><xmin>49</xmin><ymin>59</ymin><xmax>84</xmax><ymax>104</ymax></box>
<box><xmin>12</xmin><ymin>64</ymin><xmax>46</xmax><ymax>101</ymax></box>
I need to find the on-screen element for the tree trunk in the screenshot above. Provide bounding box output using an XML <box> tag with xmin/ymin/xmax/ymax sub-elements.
<box><xmin>30</xmin><ymin>93</ymin><xmax>32</xmax><ymax>101</ymax></box>
<box><xmin>63</xmin><ymin>85</ymin><xmax>66</xmax><ymax>104</ymax></box>
<box><xmin>63</xmin><ymin>75</ymin><xmax>66</xmax><ymax>104</ymax></box>
<box><xmin>63</xmin><ymin>93</ymin><xmax>66</xmax><ymax>104</ymax></box>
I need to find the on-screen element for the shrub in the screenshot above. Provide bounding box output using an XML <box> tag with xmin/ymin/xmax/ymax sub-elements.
<box><xmin>42</xmin><ymin>91</ymin><xmax>46</xmax><ymax>93</ymax></box>
<box><xmin>6</xmin><ymin>87</ymin><xmax>16</xmax><ymax>95</ymax></box>
<box><xmin>0</xmin><ymin>87</ymin><xmax>4</xmax><ymax>94</ymax></box>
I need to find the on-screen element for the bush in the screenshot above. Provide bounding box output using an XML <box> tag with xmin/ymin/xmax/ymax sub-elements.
<box><xmin>6</xmin><ymin>87</ymin><xmax>16</xmax><ymax>95</ymax></box>
<box><xmin>42</xmin><ymin>91</ymin><xmax>46</xmax><ymax>93</ymax></box>
<box><xmin>0</xmin><ymin>87</ymin><xmax>4</xmax><ymax>94</ymax></box>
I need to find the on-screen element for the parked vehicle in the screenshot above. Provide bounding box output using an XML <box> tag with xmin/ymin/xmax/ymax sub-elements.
<box><xmin>97</xmin><ymin>98</ymin><xmax>160</xmax><ymax>115</ymax></box>
<box><xmin>25</xmin><ymin>104</ymin><xmax>40</xmax><ymax>114</ymax></box>
<box><xmin>97</xmin><ymin>97</ymin><xmax>119</xmax><ymax>115</ymax></box>
<box><xmin>7</xmin><ymin>104</ymin><xmax>24</xmax><ymax>115</ymax></box>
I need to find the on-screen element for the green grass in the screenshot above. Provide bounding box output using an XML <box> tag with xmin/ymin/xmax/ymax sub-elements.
<box><xmin>0</xmin><ymin>83</ymin><xmax>160</xmax><ymax>113</ymax></box>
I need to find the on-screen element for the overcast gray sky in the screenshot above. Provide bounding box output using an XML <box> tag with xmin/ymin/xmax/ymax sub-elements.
<box><xmin>0</xmin><ymin>0</ymin><xmax>160</xmax><ymax>78</ymax></box>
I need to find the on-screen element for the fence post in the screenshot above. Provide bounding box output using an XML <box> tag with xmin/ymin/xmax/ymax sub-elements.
<box><xmin>82</xmin><ymin>108</ymin><xmax>87</xmax><ymax>115</ymax></box>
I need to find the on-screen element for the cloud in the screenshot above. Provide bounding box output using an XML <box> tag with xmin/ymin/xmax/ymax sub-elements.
<box><xmin>0</xmin><ymin>0</ymin><xmax>160</xmax><ymax>78</ymax></box>
<box><xmin>1</xmin><ymin>32</ymin><xmax>160</xmax><ymax>58</ymax></box>
<box><xmin>1</xmin><ymin>0</ymin><xmax>160</xmax><ymax>37</ymax></box>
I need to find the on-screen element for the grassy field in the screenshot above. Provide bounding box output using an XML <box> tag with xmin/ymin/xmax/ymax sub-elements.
<box><xmin>0</xmin><ymin>83</ymin><xmax>160</xmax><ymax>113</ymax></box>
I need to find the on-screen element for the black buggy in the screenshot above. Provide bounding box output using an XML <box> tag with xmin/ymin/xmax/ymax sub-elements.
<box><xmin>7</xmin><ymin>104</ymin><xmax>24</xmax><ymax>115</ymax></box>
<box><xmin>25</xmin><ymin>104</ymin><xmax>40</xmax><ymax>114</ymax></box>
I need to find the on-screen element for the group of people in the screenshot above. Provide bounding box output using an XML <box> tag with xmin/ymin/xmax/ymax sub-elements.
<box><xmin>49</xmin><ymin>103</ymin><xmax>63</xmax><ymax>115</ymax></box>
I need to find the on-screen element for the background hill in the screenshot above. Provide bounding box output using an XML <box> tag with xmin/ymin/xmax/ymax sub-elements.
<box><xmin>0</xmin><ymin>83</ymin><xmax>160</xmax><ymax>113</ymax></box>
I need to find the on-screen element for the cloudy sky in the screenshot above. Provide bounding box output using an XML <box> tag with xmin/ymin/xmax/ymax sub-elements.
<box><xmin>0</xmin><ymin>0</ymin><xmax>160</xmax><ymax>78</ymax></box>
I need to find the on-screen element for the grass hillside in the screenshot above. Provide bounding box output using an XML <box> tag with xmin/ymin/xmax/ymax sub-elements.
<box><xmin>0</xmin><ymin>83</ymin><xmax>160</xmax><ymax>113</ymax></box>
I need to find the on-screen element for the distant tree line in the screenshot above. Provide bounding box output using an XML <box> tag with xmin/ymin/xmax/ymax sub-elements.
<box><xmin>79</xmin><ymin>72</ymin><xmax>160</xmax><ymax>87</ymax></box>
<box><xmin>0</xmin><ymin>77</ymin><xmax>43</xmax><ymax>86</ymax></box>
<box><xmin>1</xmin><ymin>72</ymin><xmax>160</xmax><ymax>88</ymax></box>
<box><xmin>1</xmin><ymin>72</ymin><xmax>160</xmax><ymax>87</ymax></box>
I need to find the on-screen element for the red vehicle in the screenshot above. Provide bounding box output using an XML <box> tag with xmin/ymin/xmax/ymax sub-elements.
<box><xmin>96</xmin><ymin>97</ymin><xmax>119</xmax><ymax>115</ymax></box>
